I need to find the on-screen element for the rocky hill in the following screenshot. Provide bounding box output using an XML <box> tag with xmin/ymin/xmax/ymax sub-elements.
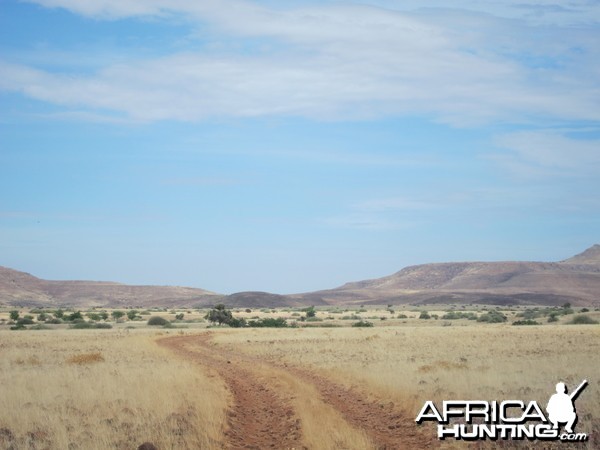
<box><xmin>290</xmin><ymin>244</ymin><xmax>600</xmax><ymax>307</ymax></box>
<box><xmin>0</xmin><ymin>266</ymin><xmax>219</xmax><ymax>308</ymax></box>
<box><xmin>2</xmin><ymin>245</ymin><xmax>599</xmax><ymax>308</ymax></box>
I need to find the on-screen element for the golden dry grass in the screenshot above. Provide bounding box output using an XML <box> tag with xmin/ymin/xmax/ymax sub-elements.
<box><xmin>1</xmin><ymin>310</ymin><xmax>598</xmax><ymax>449</ymax></box>
<box><xmin>214</xmin><ymin>324</ymin><xmax>600</xmax><ymax>448</ymax></box>
<box><xmin>0</xmin><ymin>329</ymin><xmax>227</xmax><ymax>450</ymax></box>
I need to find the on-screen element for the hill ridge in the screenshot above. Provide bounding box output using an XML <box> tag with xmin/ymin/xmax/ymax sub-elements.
<box><xmin>1</xmin><ymin>244</ymin><xmax>599</xmax><ymax>307</ymax></box>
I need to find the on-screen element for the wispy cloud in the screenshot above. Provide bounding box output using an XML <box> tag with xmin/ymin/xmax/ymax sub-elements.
<box><xmin>2</xmin><ymin>0</ymin><xmax>598</xmax><ymax>125</ymax></box>
<box><xmin>490</xmin><ymin>130</ymin><xmax>600</xmax><ymax>178</ymax></box>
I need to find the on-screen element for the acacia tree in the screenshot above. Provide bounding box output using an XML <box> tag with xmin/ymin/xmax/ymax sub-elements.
<box><xmin>205</xmin><ymin>304</ymin><xmax>233</xmax><ymax>326</ymax></box>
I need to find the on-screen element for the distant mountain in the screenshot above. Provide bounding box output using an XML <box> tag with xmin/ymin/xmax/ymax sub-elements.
<box><xmin>2</xmin><ymin>245</ymin><xmax>599</xmax><ymax>308</ymax></box>
<box><xmin>0</xmin><ymin>266</ymin><xmax>219</xmax><ymax>308</ymax></box>
<box><xmin>289</xmin><ymin>245</ymin><xmax>600</xmax><ymax>307</ymax></box>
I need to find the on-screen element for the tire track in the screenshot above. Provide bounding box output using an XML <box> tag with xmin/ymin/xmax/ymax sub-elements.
<box><xmin>159</xmin><ymin>333</ymin><xmax>435</xmax><ymax>449</ymax></box>
<box><xmin>158</xmin><ymin>334</ymin><xmax>303</xmax><ymax>449</ymax></box>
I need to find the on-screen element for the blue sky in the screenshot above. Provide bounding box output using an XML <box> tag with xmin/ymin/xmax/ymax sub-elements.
<box><xmin>1</xmin><ymin>0</ymin><xmax>599</xmax><ymax>294</ymax></box>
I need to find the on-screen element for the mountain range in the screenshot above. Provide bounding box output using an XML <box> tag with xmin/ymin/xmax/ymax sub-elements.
<box><xmin>1</xmin><ymin>245</ymin><xmax>599</xmax><ymax>308</ymax></box>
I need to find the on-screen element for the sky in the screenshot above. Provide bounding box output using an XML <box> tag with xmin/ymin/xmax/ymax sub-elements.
<box><xmin>0</xmin><ymin>0</ymin><xmax>599</xmax><ymax>294</ymax></box>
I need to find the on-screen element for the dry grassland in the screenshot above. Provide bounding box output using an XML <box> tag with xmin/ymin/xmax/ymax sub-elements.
<box><xmin>0</xmin><ymin>329</ymin><xmax>227</xmax><ymax>449</ymax></box>
<box><xmin>213</xmin><ymin>324</ymin><xmax>600</xmax><ymax>448</ymax></box>
<box><xmin>1</xmin><ymin>316</ymin><xmax>598</xmax><ymax>449</ymax></box>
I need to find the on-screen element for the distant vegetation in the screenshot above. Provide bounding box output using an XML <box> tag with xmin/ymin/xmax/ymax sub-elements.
<box><xmin>568</xmin><ymin>315</ymin><xmax>599</xmax><ymax>325</ymax></box>
<box><xmin>2</xmin><ymin>303</ymin><xmax>598</xmax><ymax>331</ymax></box>
<box><xmin>477</xmin><ymin>310</ymin><xmax>507</xmax><ymax>323</ymax></box>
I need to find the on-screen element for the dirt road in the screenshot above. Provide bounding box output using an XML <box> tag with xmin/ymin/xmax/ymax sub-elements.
<box><xmin>158</xmin><ymin>333</ymin><xmax>434</xmax><ymax>449</ymax></box>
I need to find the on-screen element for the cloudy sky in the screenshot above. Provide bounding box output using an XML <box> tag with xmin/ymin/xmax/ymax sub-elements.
<box><xmin>1</xmin><ymin>0</ymin><xmax>598</xmax><ymax>294</ymax></box>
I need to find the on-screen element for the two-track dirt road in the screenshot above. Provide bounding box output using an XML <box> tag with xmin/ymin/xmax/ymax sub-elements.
<box><xmin>158</xmin><ymin>333</ymin><xmax>434</xmax><ymax>449</ymax></box>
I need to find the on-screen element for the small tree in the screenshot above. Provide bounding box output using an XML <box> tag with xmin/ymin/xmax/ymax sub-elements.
<box><xmin>9</xmin><ymin>310</ymin><xmax>20</xmax><ymax>321</ymax></box>
<box><xmin>87</xmin><ymin>312</ymin><xmax>102</xmax><ymax>321</ymax></box>
<box><xmin>205</xmin><ymin>304</ymin><xmax>233</xmax><ymax>326</ymax></box>
<box><xmin>303</xmin><ymin>306</ymin><xmax>316</xmax><ymax>319</ymax></box>
<box><xmin>112</xmin><ymin>310</ymin><xmax>125</xmax><ymax>321</ymax></box>
<box><xmin>67</xmin><ymin>311</ymin><xmax>83</xmax><ymax>321</ymax></box>
<box><xmin>147</xmin><ymin>316</ymin><xmax>169</xmax><ymax>326</ymax></box>
<box><xmin>127</xmin><ymin>310</ymin><xmax>139</xmax><ymax>321</ymax></box>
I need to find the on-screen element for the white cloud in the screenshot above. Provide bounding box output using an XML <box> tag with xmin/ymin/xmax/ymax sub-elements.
<box><xmin>491</xmin><ymin>130</ymin><xmax>600</xmax><ymax>178</ymax></box>
<box><xmin>3</xmin><ymin>1</ymin><xmax>599</xmax><ymax>124</ymax></box>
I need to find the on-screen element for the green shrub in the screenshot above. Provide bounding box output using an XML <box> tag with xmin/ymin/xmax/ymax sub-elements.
<box><xmin>69</xmin><ymin>322</ymin><xmax>113</xmax><ymax>329</ymax></box>
<box><xmin>147</xmin><ymin>316</ymin><xmax>170</xmax><ymax>326</ymax></box>
<box><xmin>247</xmin><ymin>317</ymin><xmax>288</xmax><ymax>328</ymax></box>
<box><xmin>67</xmin><ymin>311</ymin><xmax>83</xmax><ymax>321</ymax></box>
<box><xmin>568</xmin><ymin>315</ymin><xmax>599</xmax><ymax>325</ymax></box>
<box><xmin>441</xmin><ymin>311</ymin><xmax>478</xmax><ymax>320</ymax></box>
<box><xmin>303</xmin><ymin>306</ymin><xmax>316</xmax><ymax>318</ymax></box>
<box><xmin>37</xmin><ymin>312</ymin><xmax>50</xmax><ymax>322</ymax></box>
<box><xmin>352</xmin><ymin>320</ymin><xmax>374</xmax><ymax>327</ymax></box>
<box><xmin>228</xmin><ymin>317</ymin><xmax>247</xmax><ymax>328</ymax></box>
<box><xmin>419</xmin><ymin>311</ymin><xmax>431</xmax><ymax>320</ymax></box>
<box><xmin>70</xmin><ymin>322</ymin><xmax>93</xmax><ymax>329</ymax></box>
<box><xmin>16</xmin><ymin>317</ymin><xmax>35</xmax><ymax>325</ymax></box>
<box><xmin>512</xmin><ymin>320</ymin><xmax>540</xmax><ymax>326</ymax></box>
<box><xmin>477</xmin><ymin>311</ymin><xmax>507</xmax><ymax>323</ymax></box>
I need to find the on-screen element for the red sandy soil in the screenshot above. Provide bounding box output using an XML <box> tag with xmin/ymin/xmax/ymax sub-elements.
<box><xmin>158</xmin><ymin>333</ymin><xmax>435</xmax><ymax>449</ymax></box>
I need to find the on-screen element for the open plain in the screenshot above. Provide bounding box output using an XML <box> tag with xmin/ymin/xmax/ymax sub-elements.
<box><xmin>1</xmin><ymin>306</ymin><xmax>598</xmax><ymax>449</ymax></box>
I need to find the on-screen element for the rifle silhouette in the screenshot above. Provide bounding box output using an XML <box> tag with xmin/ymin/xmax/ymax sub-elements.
<box><xmin>570</xmin><ymin>380</ymin><xmax>588</xmax><ymax>401</ymax></box>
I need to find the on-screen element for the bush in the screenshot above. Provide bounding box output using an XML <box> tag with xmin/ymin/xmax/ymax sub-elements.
<box><xmin>441</xmin><ymin>311</ymin><xmax>477</xmax><ymax>320</ymax></box>
<box><xmin>568</xmin><ymin>315</ymin><xmax>599</xmax><ymax>325</ymax></box>
<box><xmin>303</xmin><ymin>306</ymin><xmax>316</xmax><ymax>318</ymax></box>
<box><xmin>512</xmin><ymin>320</ymin><xmax>540</xmax><ymax>326</ymax></box>
<box><xmin>419</xmin><ymin>311</ymin><xmax>431</xmax><ymax>320</ymax></box>
<box><xmin>147</xmin><ymin>316</ymin><xmax>170</xmax><ymax>326</ymax></box>
<box><xmin>352</xmin><ymin>320</ymin><xmax>374</xmax><ymax>327</ymax></box>
<box><xmin>547</xmin><ymin>314</ymin><xmax>559</xmax><ymax>323</ymax></box>
<box><xmin>477</xmin><ymin>311</ymin><xmax>507</xmax><ymax>323</ymax></box>
<box><xmin>247</xmin><ymin>317</ymin><xmax>288</xmax><ymax>328</ymax></box>
<box><xmin>228</xmin><ymin>317</ymin><xmax>247</xmax><ymax>328</ymax></box>
<box><xmin>205</xmin><ymin>304</ymin><xmax>233</xmax><ymax>325</ymax></box>
<box><xmin>69</xmin><ymin>321</ymin><xmax>113</xmax><ymax>329</ymax></box>
<box><xmin>16</xmin><ymin>317</ymin><xmax>35</xmax><ymax>325</ymax></box>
